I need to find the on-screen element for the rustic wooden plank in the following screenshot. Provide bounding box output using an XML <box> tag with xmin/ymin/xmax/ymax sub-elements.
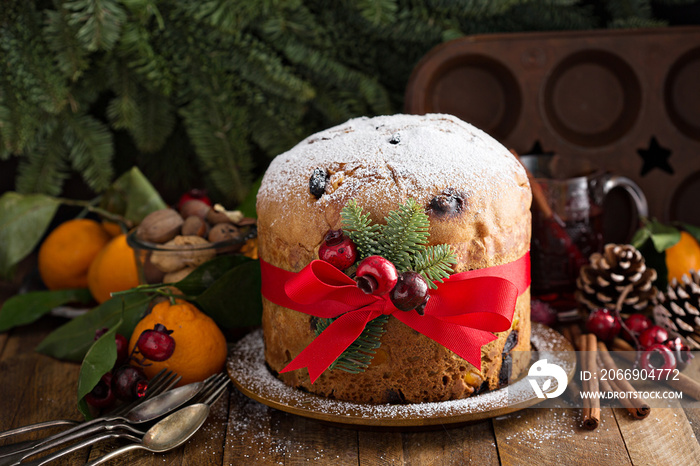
<box><xmin>358</xmin><ymin>430</ymin><xmax>404</xmax><ymax>464</ymax></box>
<box><xmin>680</xmin><ymin>355</ymin><xmax>700</xmax><ymax>444</ymax></box>
<box><xmin>0</xmin><ymin>318</ymin><xmax>79</xmax><ymax>437</ymax></box>
<box><xmin>222</xmin><ymin>387</ymin><xmax>285</xmax><ymax>464</ymax></box>
<box><xmin>614</xmin><ymin>401</ymin><xmax>700</xmax><ymax>465</ymax></box>
<box><xmin>179</xmin><ymin>384</ymin><xmax>231</xmax><ymax>465</ymax></box>
<box><xmin>493</xmin><ymin>407</ymin><xmax>632</xmax><ymax>465</ymax></box>
<box><xmin>682</xmin><ymin>407</ymin><xmax>700</xmax><ymax>444</ymax></box>
<box><xmin>83</xmin><ymin>385</ymin><xmax>232</xmax><ymax>466</ymax></box>
<box><xmin>0</xmin><ymin>318</ymin><xmax>88</xmax><ymax>464</ymax></box>
<box><xmin>0</xmin><ymin>330</ymin><xmax>8</xmax><ymax>357</ymax></box>
<box><xmin>269</xmin><ymin>407</ymin><xmax>359</xmax><ymax>464</ymax></box>
<box><xmin>401</xmin><ymin>420</ymin><xmax>499</xmax><ymax>465</ymax></box>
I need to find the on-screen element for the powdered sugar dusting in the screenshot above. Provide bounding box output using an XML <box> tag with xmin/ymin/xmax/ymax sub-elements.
<box><xmin>257</xmin><ymin>114</ymin><xmax>525</xmax><ymax>218</ymax></box>
<box><xmin>226</xmin><ymin>324</ymin><xmax>575</xmax><ymax>426</ymax></box>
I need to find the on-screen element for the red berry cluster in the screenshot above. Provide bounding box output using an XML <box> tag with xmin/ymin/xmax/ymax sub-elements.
<box><xmin>84</xmin><ymin>324</ymin><xmax>176</xmax><ymax>411</ymax></box>
<box><xmin>318</xmin><ymin>230</ymin><xmax>430</xmax><ymax>314</ymax></box>
<box><xmin>84</xmin><ymin>328</ymin><xmax>146</xmax><ymax>409</ymax></box>
<box><xmin>586</xmin><ymin>309</ymin><xmax>693</xmax><ymax>375</ymax></box>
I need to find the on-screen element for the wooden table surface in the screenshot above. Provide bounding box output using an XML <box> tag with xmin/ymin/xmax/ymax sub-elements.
<box><xmin>2</xmin><ymin>286</ymin><xmax>700</xmax><ymax>465</ymax></box>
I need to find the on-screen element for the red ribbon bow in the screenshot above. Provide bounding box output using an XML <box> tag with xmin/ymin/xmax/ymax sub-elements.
<box><xmin>260</xmin><ymin>253</ymin><xmax>530</xmax><ymax>383</ymax></box>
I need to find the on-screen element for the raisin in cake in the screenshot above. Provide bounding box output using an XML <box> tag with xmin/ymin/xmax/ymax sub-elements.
<box><xmin>256</xmin><ymin>114</ymin><xmax>532</xmax><ymax>403</ymax></box>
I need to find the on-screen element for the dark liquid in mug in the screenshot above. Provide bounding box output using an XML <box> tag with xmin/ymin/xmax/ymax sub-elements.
<box><xmin>531</xmin><ymin>206</ymin><xmax>604</xmax><ymax>309</ymax></box>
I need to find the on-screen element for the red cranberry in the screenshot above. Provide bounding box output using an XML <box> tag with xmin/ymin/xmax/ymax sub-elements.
<box><xmin>84</xmin><ymin>372</ymin><xmax>116</xmax><ymax>410</ymax></box>
<box><xmin>622</xmin><ymin>313</ymin><xmax>652</xmax><ymax>343</ymax></box>
<box><xmin>638</xmin><ymin>325</ymin><xmax>669</xmax><ymax>349</ymax></box>
<box><xmin>177</xmin><ymin>188</ymin><xmax>211</xmax><ymax>211</ymax></box>
<box><xmin>95</xmin><ymin>328</ymin><xmax>130</xmax><ymax>367</ymax></box>
<box><xmin>664</xmin><ymin>336</ymin><xmax>693</xmax><ymax>368</ymax></box>
<box><xmin>112</xmin><ymin>366</ymin><xmax>148</xmax><ymax>401</ymax></box>
<box><xmin>639</xmin><ymin>343</ymin><xmax>676</xmax><ymax>375</ymax></box>
<box><xmin>586</xmin><ymin>309</ymin><xmax>621</xmax><ymax>341</ymax></box>
<box><xmin>318</xmin><ymin>230</ymin><xmax>357</xmax><ymax>270</ymax></box>
<box><xmin>355</xmin><ymin>256</ymin><xmax>398</xmax><ymax>296</ymax></box>
<box><xmin>136</xmin><ymin>324</ymin><xmax>176</xmax><ymax>362</ymax></box>
<box><xmin>390</xmin><ymin>272</ymin><xmax>429</xmax><ymax>312</ymax></box>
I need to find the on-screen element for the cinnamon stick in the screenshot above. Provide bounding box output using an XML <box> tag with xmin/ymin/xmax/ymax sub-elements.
<box><xmin>563</xmin><ymin>324</ymin><xmax>582</xmax><ymax>349</ymax></box>
<box><xmin>578</xmin><ymin>333</ymin><xmax>601</xmax><ymax>430</ymax></box>
<box><xmin>610</xmin><ymin>337</ymin><xmax>635</xmax><ymax>352</ymax></box>
<box><xmin>615</xmin><ymin>349</ymin><xmax>700</xmax><ymax>400</ymax></box>
<box><xmin>597</xmin><ymin>342</ymin><xmax>651</xmax><ymax>419</ymax></box>
<box><xmin>597</xmin><ymin>354</ymin><xmax>645</xmax><ymax>417</ymax></box>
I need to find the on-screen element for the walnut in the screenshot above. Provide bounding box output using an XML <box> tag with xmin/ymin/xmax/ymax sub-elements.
<box><xmin>150</xmin><ymin>235</ymin><xmax>216</xmax><ymax>273</ymax></box>
<box><xmin>136</xmin><ymin>209</ymin><xmax>184</xmax><ymax>243</ymax></box>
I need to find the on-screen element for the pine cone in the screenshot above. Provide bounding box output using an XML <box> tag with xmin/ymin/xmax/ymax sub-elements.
<box><xmin>575</xmin><ymin>243</ymin><xmax>657</xmax><ymax>314</ymax></box>
<box><xmin>654</xmin><ymin>270</ymin><xmax>700</xmax><ymax>349</ymax></box>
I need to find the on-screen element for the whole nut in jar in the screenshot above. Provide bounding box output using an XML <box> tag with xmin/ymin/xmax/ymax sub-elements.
<box><xmin>150</xmin><ymin>235</ymin><xmax>216</xmax><ymax>272</ymax></box>
<box><xmin>208</xmin><ymin>223</ymin><xmax>239</xmax><ymax>243</ymax></box>
<box><xmin>137</xmin><ymin>209</ymin><xmax>184</xmax><ymax>243</ymax></box>
<box><xmin>181</xmin><ymin>216</ymin><xmax>208</xmax><ymax>237</ymax></box>
<box><xmin>208</xmin><ymin>223</ymin><xmax>242</xmax><ymax>253</ymax></box>
<box><xmin>180</xmin><ymin>199</ymin><xmax>212</xmax><ymax>221</ymax></box>
<box><xmin>205</xmin><ymin>209</ymin><xmax>232</xmax><ymax>225</ymax></box>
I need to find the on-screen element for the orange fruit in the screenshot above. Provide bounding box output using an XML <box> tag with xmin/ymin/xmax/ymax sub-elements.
<box><xmin>38</xmin><ymin>219</ymin><xmax>111</xmax><ymax>290</ymax></box>
<box><xmin>101</xmin><ymin>220</ymin><xmax>123</xmax><ymax>237</ymax></box>
<box><xmin>665</xmin><ymin>231</ymin><xmax>700</xmax><ymax>283</ymax></box>
<box><xmin>128</xmin><ymin>300</ymin><xmax>227</xmax><ymax>386</ymax></box>
<box><xmin>87</xmin><ymin>234</ymin><xmax>140</xmax><ymax>303</ymax></box>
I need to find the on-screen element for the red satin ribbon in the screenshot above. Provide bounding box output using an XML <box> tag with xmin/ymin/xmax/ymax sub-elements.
<box><xmin>260</xmin><ymin>252</ymin><xmax>530</xmax><ymax>383</ymax></box>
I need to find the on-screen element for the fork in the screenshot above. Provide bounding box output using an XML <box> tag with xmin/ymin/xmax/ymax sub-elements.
<box><xmin>0</xmin><ymin>368</ymin><xmax>176</xmax><ymax>444</ymax></box>
<box><xmin>0</xmin><ymin>369</ymin><xmax>179</xmax><ymax>459</ymax></box>
<box><xmin>85</xmin><ymin>374</ymin><xmax>231</xmax><ymax>466</ymax></box>
<box><xmin>19</xmin><ymin>373</ymin><xmax>230</xmax><ymax>466</ymax></box>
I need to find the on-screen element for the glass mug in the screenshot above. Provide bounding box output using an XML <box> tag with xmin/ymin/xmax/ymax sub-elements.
<box><xmin>520</xmin><ymin>155</ymin><xmax>648</xmax><ymax>312</ymax></box>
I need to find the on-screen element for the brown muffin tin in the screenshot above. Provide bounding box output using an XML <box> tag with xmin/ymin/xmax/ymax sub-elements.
<box><xmin>405</xmin><ymin>27</ymin><xmax>700</xmax><ymax>225</ymax></box>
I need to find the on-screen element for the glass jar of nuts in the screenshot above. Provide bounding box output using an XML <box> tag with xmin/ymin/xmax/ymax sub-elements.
<box><xmin>127</xmin><ymin>200</ymin><xmax>257</xmax><ymax>284</ymax></box>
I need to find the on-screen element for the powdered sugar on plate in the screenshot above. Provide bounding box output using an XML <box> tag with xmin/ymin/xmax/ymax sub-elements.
<box><xmin>226</xmin><ymin>323</ymin><xmax>575</xmax><ymax>427</ymax></box>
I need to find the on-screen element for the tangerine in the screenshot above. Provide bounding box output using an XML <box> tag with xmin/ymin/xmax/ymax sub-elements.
<box><xmin>38</xmin><ymin>219</ymin><xmax>111</xmax><ymax>290</ymax></box>
<box><xmin>665</xmin><ymin>231</ymin><xmax>700</xmax><ymax>283</ymax></box>
<box><xmin>128</xmin><ymin>300</ymin><xmax>227</xmax><ymax>386</ymax></box>
<box><xmin>87</xmin><ymin>234</ymin><xmax>140</xmax><ymax>303</ymax></box>
<box><xmin>101</xmin><ymin>220</ymin><xmax>123</xmax><ymax>238</ymax></box>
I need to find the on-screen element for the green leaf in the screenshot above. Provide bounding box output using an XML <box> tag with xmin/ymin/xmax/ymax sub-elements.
<box><xmin>77</xmin><ymin>320</ymin><xmax>120</xmax><ymax>420</ymax></box>
<box><xmin>0</xmin><ymin>288</ymin><xmax>93</xmax><ymax>333</ymax></box>
<box><xmin>36</xmin><ymin>293</ymin><xmax>151</xmax><ymax>361</ymax></box>
<box><xmin>103</xmin><ymin>167</ymin><xmax>167</xmax><ymax>224</ymax></box>
<box><xmin>648</xmin><ymin>220</ymin><xmax>681</xmax><ymax>253</ymax></box>
<box><xmin>0</xmin><ymin>192</ymin><xmax>60</xmax><ymax>278</ymax></box>
<box><xmin>194</xmin><ymin>259</ymin><xmax>262</xmax><ymax>328</ymax></box>
<box><xmin>173</xmin><ymin>254</ymin><xmax>251</xmax><ymax>297</ymax></box>
<box><xmin>630</xmin><ymin>225</ymin><xmax>651</xmax><ymax>249</ymax></box>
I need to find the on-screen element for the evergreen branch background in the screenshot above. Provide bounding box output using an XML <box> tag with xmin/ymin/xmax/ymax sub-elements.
<box><xmin>1</xmin><ymin>0</ymin><xmax>696</xmax><ymax>205</ymax></box>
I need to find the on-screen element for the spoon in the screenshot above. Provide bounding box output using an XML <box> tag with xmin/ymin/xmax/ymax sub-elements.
<box><xmin>0</xmin><ymin>379</ymin><xmax>206</xmax><ymax>464</ymax></box>
<box><xmin>85</xmin><ymin>403</ymin><xmax>210</xmax><ymax>466</ymax></box>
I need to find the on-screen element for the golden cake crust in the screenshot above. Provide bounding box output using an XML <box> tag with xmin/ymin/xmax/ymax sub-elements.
<box><xmin>256</xmin><ymin>114</ymin><xmax>532</xmax><ymax>403</ymax></box>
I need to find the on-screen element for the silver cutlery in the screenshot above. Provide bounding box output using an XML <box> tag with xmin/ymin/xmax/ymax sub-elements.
<box><xmin>0</xmin><ymin>368</ymin><xmax>177</xmax><ymax>445</ymax></box>
<box><xmin>85</xmin><ymin>375</ymin><xmax>230</xmax><ymax>466</ymax></box>
<box><xmin>18</xmin><ymin>373</ymin><xmax>230</xmax><ymax>466</ymax></box>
